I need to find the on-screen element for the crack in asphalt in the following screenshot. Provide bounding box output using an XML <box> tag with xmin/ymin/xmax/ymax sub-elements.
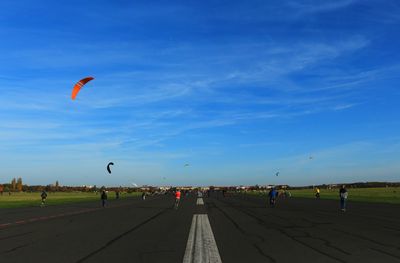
<box><xmin>139</xmin><ymin>249</ymin><xmax>176</xmax><ymax>261</ymax></box>
<box><xmin>0</xmin><ymin>231</ymin><xmax>33</xmax><ymax>241</ymax></box>
<box><xmin>332</xmin><ymin>228</ymin><xmax>400</xmax><ymax>251</ymax></box>
<box><xmin>236</xmin><ymin>194</ymin><xmax>400</xmax><ymax>225</ymax></box>
<box><xmin>234</xmin><ymin>195</ymin><xmax>334</xmax><ymax>226</ymax></box>
<box><xmin>368</xmin><ymin>247</ymin><xmax>400</xmax><ymax>260</ymax></box>
<box><xmin>233</xmin><ymin>195</ymin><xmax>400</xmax><ymax>253</ymax></box>
<box><xmin>383</xmin><ymin>226</ymin><xmax>400</xmax><ymax>232</ymax></box>
<box><xmin>207</xmin><ymin>202</ymin><xmax>277</xmax><ymax>263</ymax></box>
<box><xmin>216</xmin><ymin>197</ymin><xmax>349</xmax><ymax>263</ymax></box>
<box><xmin>75</xmin><ymin>207</ymin><xmax>170</xmax><ymax>263</ymax></box>
<box><xmin>2</xmin><ymin>243</ymin><xmax>30</xmax><ymax>254</ymax></box>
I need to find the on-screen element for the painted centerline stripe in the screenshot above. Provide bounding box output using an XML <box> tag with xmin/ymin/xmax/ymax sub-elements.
<box><xmin>183</xmin><ymin>214</ymin><xmax>222</xmax><ymax>263</ymax></box>
<box><xmin>196</xmin><ymin>198</ymin><xmax>204</xmax><ymax>205</ymax></box>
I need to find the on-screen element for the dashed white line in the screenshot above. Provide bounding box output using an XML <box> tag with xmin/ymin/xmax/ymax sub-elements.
<box><xmin>196</xmin><ymin>198</ymin><xmax>204</xmax><ymax>205</ymax></box>
<box><xmin>183</xmin><ymin>214</ymin><xmax>222</xmax><ymax>263</ymax></box>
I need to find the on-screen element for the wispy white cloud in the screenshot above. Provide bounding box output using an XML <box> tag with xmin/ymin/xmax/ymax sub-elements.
<box><xmin>332</xmin><ymin>103</ymin><xmax>358</xmax><ymax>111</ymax></box>
<box><xmin>0</xmin><ymin>34</ymin><xmax>384</xmax><ymax>157</ymax></box>
<box><xmin>288</xmin><ymin>0</ymin><xmax>358</xmax><ymax>16</ymax></box>
<box><xmin>238</xmin><ymin>138</ymin><xmax>400</xmax><ymax>185</ymax></box>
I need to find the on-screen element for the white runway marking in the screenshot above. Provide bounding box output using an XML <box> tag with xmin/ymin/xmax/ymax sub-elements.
<box><xmin>183</xmin><ymin>214</ymin><xmax>222</xmax><ymax>263</ymax></box>
<box><xmin>196</xmin><ymin>198</ymin><xmax>204</xmax><ymax>205</ymax></box>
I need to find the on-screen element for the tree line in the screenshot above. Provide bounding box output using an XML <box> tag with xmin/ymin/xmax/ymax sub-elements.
<box><xmin>0</xmin><ymin>178</ymin><xmax>144</xmax><ymax>194</ymax></box>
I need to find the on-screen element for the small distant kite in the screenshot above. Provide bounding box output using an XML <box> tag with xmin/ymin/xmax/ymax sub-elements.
<box><xmin>309</xmin><ymin>156</ymin><xmax>314</xmax><ymax>160</ymax></box>
<box><xmin>275</xmin><ymin>172</ymin><xmax>280</xmax><ymax>177</ymax></box>
<box><xmin>71</xmin><ymin>77</ymin><xmax>94</xmax><ymax>100</ymax></box>
<box><xmin>107</xmin><ymin>162</ymin><xmax>114</xmax><ymax>174</ymax></box>
<box><xmin>184</xmin><ymin>164</ymin><xmax>190</xmax><ymax>167</ymax></box>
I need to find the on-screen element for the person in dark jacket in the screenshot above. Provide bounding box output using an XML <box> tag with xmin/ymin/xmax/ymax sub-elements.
<box><xmin>339</xmin><ymin>185</ymin><xmax>348</xmax><ymax>212</ymax></box>
<box><xmin>41</xmin><ymin>190</ymin><xmax>48</xmax><ymax>207</ymax></box>
<box><xmin>101</xmin><ymin>190</ymin><xmax>108</xmax><ymax>207</ymax></box>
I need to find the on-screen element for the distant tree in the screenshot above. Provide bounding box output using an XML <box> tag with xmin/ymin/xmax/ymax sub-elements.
<box><xmin>22</xmin><ymin>184</ymin><xmax>29</xmax><ymax>192</ymax></box>
<box><xmin>55</xmin><ymin>181</ymin><xmax>59</xmax><ymax>191</ymax></box>
<box><xmin>16</xmin><ymin>177</ymin><xmax>23</xmax><ymax>192</ymax></box>
<box><xmin>11</xmin><ymin>178</ymin><xmax>17</xmax><ymax>191</ymax></box>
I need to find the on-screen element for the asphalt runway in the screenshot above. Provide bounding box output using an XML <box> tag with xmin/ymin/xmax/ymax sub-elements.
<box><xmin>0</xmin><ymin>192</ymin><xmax>399</xmax><ymax>263</ymax></box>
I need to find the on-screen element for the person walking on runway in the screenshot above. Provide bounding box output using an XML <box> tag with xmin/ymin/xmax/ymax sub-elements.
<box><xmin>174</xmin><ymin>190</ymin><xmax>181</xmax><ymax>209</ymax></box>
<box><xmin>101</xmin><ymin>190</ymin><xmax>108</xmax><ymax>208</ymax></box>
<box><xmin>315</xmin><ymin>187</ymin><xmax>321</xmax><ymax>199</ymax></box>
<box><xmin>268</xmin><ymin>187</ymin><xmax>277</xmax><ymax>207</ymax></box>
<box><xmin>339</xmin><ymin>185</ymin><xmax>348</xmax><ymax>212</ymax></box>
<box><xmin>40</xmin><ymin>190</ymin><xmax>48</xmax><ymax>207</ymax></box>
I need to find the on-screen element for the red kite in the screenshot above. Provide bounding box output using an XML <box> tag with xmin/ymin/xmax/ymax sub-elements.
<box><xmin>71</xmin><ymin>77</ymin><xmax>94</xmax><ymax>100</ymax></box>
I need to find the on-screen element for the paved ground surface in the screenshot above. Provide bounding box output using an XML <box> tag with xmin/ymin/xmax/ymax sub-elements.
<box><xmin>0</xmin><ymin>192</ymin><xmax>399</xmax><ymax>263</ymax></box>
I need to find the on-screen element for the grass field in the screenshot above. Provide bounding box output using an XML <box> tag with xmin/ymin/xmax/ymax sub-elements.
<box><xmin>0</xmin><ymin>191</ymin><xmax>141</xmax><ymax>208</ymax></box>
<box><xmin>242</xmin><ymin>187</ymin><xmax>400</xmax><ymax>204</ymax></box>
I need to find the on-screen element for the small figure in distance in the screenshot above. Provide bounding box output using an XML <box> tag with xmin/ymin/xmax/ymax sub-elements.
<box><xmin>315</xmin><ymin>187</ymin><xmax>321</xmax><ymax>199</ymax></box>
<box><xmin>115</xmin><ymin>191</ymin><xmax>120</xmax><ymax>200</ymax></box>
<box><xmin>101</xmin><ymin>190</ymin><xmax>108</xmax><ymax>208</ymax></box>
<box><xmin>339</xmin><ymin>185</ymin><xmax>348</xmax><ymax>212</ymax></box>
<box><xmin>282</xmin><ymin>189</ymin><xmax>288</xmax><ymax>199</ymax></box>
<box><xmin>40</xmin><ymin>190</ymin><xmax>48</xmax><ymax>207</ymax></box>
<box><xmin>174</xmin><ymin>190</ymin><xmax>181</xmax><ymax>209</ymax></box>
<box><xmin>268</xmin><ymin>187</ymin><xmax>277</xmax><ymax>207</ymax></box>
<box><xmin>142</xmin><ymin>191</ymin><xmax>146</xmax><ymax>201</ymax></box>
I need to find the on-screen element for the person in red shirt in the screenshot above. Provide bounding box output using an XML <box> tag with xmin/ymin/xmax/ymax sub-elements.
<box><xmin>174</xmin><ymin>190</ymin><xmax>181</xmax><ymax>209</ymax></box>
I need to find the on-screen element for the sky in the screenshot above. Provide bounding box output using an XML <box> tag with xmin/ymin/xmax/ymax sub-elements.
<box><xmin>0</xmin><ymin>0</ymin><xmax>399</xmax><ymax>187</ymax></box>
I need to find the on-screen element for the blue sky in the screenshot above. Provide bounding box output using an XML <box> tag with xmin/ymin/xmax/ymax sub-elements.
<box><xmin>1</xmin><ymin>0</ymin><xmax>399</xmax><ymax>186</ymax></box>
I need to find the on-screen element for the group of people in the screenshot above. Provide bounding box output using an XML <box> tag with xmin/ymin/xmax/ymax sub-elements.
<box><xmin>39</xmin><ymin>189</ymin><xmax>114</xmax><ymax>208</ymax></box>
<box><xmin>99</xmin><ymin>190</ymin><xmax>122</xmax><ymax>207</ymax></box>
<box><xmin>267</xmin><ymin>188</ymin><xmax>292</xmax><ymax>207</ymax></box>
<box><xmin>267</xmin><ymin>185</ymin><xmax>348</xmax><ymax>211</ymax></box>
<box><xmin>100</xmin><ymin>189</ymin><xmax>182</xmax><ymax>209</ymax></box>
<box><xmin>100</xmin><ymin>190</ymin><xmax>132</xmax><ymax>207</ymax></box>
<box><xmin>38</xmin><ymin>186</ymin><xmax>349</xmax><ymax>212</ymax></box>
